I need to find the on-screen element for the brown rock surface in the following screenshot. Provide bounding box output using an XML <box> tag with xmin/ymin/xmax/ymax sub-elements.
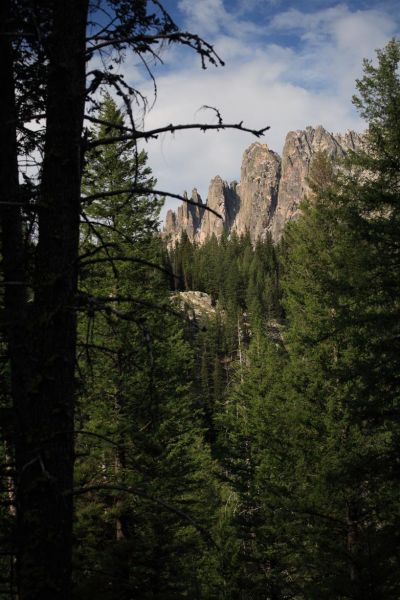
<box><xmin>164</xmin><ymin>209</ymin><xmax>177</xmax><ymax>238</ymax></box>
<box><xmin>172</xmin><ymin>291</ymin><xmax>218</xmax><ymax>320</ymax></box>
<box><xmin>163</xmin><ymin>188</ymin><xmax>204</xmax><ymax>245</ymax></box>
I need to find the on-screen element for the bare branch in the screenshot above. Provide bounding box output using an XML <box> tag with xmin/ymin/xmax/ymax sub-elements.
<box><xmin>77</xmin><ymin>291</ymin><xmax>181</xmax><ymax>318</ymax></box>
<box><xmin>84</xmin><ymin>114</ymin><xmax>132</xmax><ymax>132</ymax></box>
<box><xmin>82</xmin><ymin>187</ymin><xmax>222</xmax><ymax>218</ymax></box>
<box><xmin>86</xmin><ymin>32</ymin><xmax>224</xmax><ymax>70</ymax></box>
<box><xmin>74</xmin><ymin>429</ymin><xmax>121</xmax><ymax>448</ymax></box>
<box><xmin>80</xmin><ymin>210</ymin><xmax>119</xmax><ymax>278</ymax></box>
<box><xmin>201</xmin><ymin>105</ymin><xmax>223</xmax><ymax>125</ymax></box>
<box><xmin>78</xmin><ymin>242</ymin><xmax>117</xmax><ymax>262</ymax></box>
<box><xmin>88</xmin><ymin>121</ymin><xmax>270</xmax><ymax>148</ymax></box>
<box><xmin>79</xmin><ymin>255</ymin><xmax>180</xmax><ymax>281</ymax></box>
<box><xmin>86</xmin><ymin>16</ymin><xmax>118</xmax><ymax>42</ymax></box>
<box><xmin>76</xmin><ymin>342</ymin><xmax>119</xmax><ymax>356</ymax></box>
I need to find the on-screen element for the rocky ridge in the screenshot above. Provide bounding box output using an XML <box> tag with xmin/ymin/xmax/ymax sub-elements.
<box><xmin>163</xmin><ymin>125</ymin><xmax>363</xmax><ymax>245</ymax></box>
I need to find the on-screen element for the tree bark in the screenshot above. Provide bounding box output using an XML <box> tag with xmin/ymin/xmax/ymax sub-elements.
<box><xmin>0</xmin><ymin>3</ymin><xmax>28</xmax><ymax>593</ymax></box>
<box><xmin>0</xmin><ymin>2</ymin><xmax>88</xmax><ymax>598</ymax></box>
<box><xmin>0</xmin><ymin>2</ymin><xmax>28</xmax><ymax>405</ymax></box>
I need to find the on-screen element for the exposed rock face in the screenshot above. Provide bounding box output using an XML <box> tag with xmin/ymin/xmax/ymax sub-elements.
<box><xmin>172</xmin><ymin>291</ymin><xmax>218</xmax><ymax>320</ymax></box>
<box><xmin>164</xmin><ymin>189</ymin><xmax>204</xmax><ymax>244</ymax></box>
<box><xmin>163</xmin><ymin>125</ymin><xmax>362</xmax><ymax>245</ymax></box>
<box><xmin>270</xmin><ymin>125</ymin><xmax>362</xmax><ymax>239</ymax></box>
<box><xmin>164</xmin><ymin>179</ymin><xmax>240</xmax><ymax>246</ymax></box>
<box><xmin>164</xmin><ymin>208</ymin><xmax>177</xmax><ymax>237</ymax></box>
<box><xmin>198</xmin><ymin>176</ymin><xmax>240</xmax><ymax>243</ymax></box>
<box><xmin>232</xmin><ymin>143</ymin><xmax>280</xmax><ymax>240</ymax></box>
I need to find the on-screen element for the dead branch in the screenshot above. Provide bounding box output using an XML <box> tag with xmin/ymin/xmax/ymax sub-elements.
<box><xmin>82</xmin><ymin>187</ymin><xmax>222</xmax><ymax>218</ymax></box>
<box><xmin>88</xmin><ymin>121</ymin><xmax>270</xmax><ymax>148</ymax></box>
<box><xmin>86</xmin><ymin>31</ymin><xmax>224</xmax><ymax>70</ymax></box>
<box><xmin>79</xmin><ymin>254</ymin><xmax>180</xmax><ymax>281</ymax></box>
<box><xmin>77</xmin><ymin>290</ymin><xmax>181</xmax><ymax>318</ymax></box>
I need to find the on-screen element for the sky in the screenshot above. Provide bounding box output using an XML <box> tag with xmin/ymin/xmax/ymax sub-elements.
<box><xmin>124</xmin><ymin>1</ymin><xmax>399</xmax><ymax>220</ymax></box>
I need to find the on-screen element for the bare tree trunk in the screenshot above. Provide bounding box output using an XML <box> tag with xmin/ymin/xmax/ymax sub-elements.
<box><xmin>115</xmin><ymin>451</ymin><xmax>129</xmax><ymax>541</ymax></box>
<box><xmin>1</xmin><ymin>2</ymin><xmax>88</xmax><ymax>598</ymax></box>
<box><xmin>0</xmin><ymin>4</ymin><xmax>27</xmax><ymax>594</ymax></box>
<box><xmin>237</xmin><ymin>314</ymin><xmax>244</xmax><ymax>384</ymax></box>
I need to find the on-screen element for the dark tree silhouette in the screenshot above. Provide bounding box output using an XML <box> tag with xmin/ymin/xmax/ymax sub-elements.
<box><xmin>0</xmin><ymin>1</ymin><xmax>268</xmax><ymax>598</ymax></box>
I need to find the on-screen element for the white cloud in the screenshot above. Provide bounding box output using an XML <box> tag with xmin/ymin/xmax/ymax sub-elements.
<box><xmin>139</xmin><ymin>53</ymin><xmax>361</xmax><ymax>217</ymax></box>
<box><xmin>122</xmin><ymin>2</ymin><xmax>399</xmax><ymax>222</ymax></box>
<box><xmin>178</xmin><ymin>0</ymin><xmax>264</xmax><ymax>38</ymax></box>
<box><xmin>178</xmin><ymin>0</ymin><xmax>228</xmax><ymax>36</ymax></box>
<box><xmin>269</xmin><ymin>5</ymin><xmax>397</xmax><ymax>92</ymax></box>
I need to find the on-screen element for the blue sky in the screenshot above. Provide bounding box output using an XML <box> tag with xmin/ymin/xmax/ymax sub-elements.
<box><xmin>123</xmin><ymin>1</ymin><xmax>399</xmax><ymax>218</ymax></box>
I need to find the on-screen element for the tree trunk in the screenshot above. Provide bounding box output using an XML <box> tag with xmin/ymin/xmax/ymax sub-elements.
<box><xmin>346</xmin><ymin>500</ymin><xmax>362</xmax><ymax>599</ymax></box>
<box><xmin>0</xmin><ymin>2</ymin><xmax>28</xmax><ymax>591</ymax></box>
<box><xmin>115</xmin><ymin>350</ymin><xmax>129</xmax><ymax>541</ymax></box>
<box><xmin>1</xmin><ymin>2</ymin><xmax>88</xmax><ymax>598</ymax></box>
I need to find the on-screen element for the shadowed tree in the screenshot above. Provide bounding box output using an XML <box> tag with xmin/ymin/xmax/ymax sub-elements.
<box><xmin>0</xmin><ymin>1</ymin><xmax>269</xmax><ymax>598</ymax></box>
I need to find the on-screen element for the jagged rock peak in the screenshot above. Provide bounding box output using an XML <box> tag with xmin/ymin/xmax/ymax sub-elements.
<box><xmin>191</xmin><ymin>188</ymin><xmax>202</xmax><ymax>203</ymax></box>
<box><xmin>198</xmin><ymin>176</ymin><xmax>240</xmax><ymax>244</ymax></box>
<box><xmin>163</xmin><ymin>125</ymin><xmax>362</xmax><ymax>246</ymax></box>
<box><xmin>163</xmin><ymin>188</ymin><xmax>205</xmax><ymax>245</ymax></box>
<box><xmin>164</xmin><ymin>209</ymin><xmax>177</xmax><ymax>234</ymax></box>
<box><xmin>270</xmin><ymin>125</ymin><xmax>363</xmax><ymax>239</ymax></box>
<box><xmin>232</xmin><ymin>142</ymin><xmax>280</xmax><ymax>241</ymax></box>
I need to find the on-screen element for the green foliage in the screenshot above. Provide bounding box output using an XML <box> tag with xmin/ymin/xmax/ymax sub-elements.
<box><xmin>353</xmin><ymin>38</ymin><xmax>400</xmax><ymax>175</ymax></box>
<box><xmin>74</xmin><ymin>37</ymin><xmax>400</xmax><ymax>600</ymax></box>
<box><xmin>167</xmin><ymin>230</ymin><xmax>282</xmax><ymax>338</ymax></box>
<box><xmin>217</xmin><ymin>336</ymin><xmax>291</xmax><ymax>598</ymax></box>
<box><xmin>74</xmin><ymin>97</ymin><xmax>223</xmax><ymax>598</ymax></box>
<box><xmin>217</xmin><ymin>39</ymin><xmax>400</xmax><ymax>599</ymax></box>
<box><xmin>83</xmin><ymin>93</ymin><xmax>161</xmax><ymax>246</ymax></box>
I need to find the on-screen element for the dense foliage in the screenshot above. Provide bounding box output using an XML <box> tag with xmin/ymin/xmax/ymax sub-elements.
<box><xmin>164</xmin><ymin>38</ymin><xmax>400</xmax><ymax>599</ymax></box>
<box><xmin>211</xmin><ymin>39</ymin><xmax>400</xmax><ymax>599</ymax></box>
<box><xmin>74</xmin><ymin>97</ymin><xmax>221</xmax><ymax>598</ymax></box>
<box><xmin>1</xmin><ymin>9</ymin><xmax>399</xmax><ymax>597</ymax></box>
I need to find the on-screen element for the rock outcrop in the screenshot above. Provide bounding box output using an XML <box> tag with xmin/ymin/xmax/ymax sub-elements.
<box><xmin>163</xmin><ymin>125</ymin><xmax>363</xmax><ymax>245</ymax></box>
<box><xmin>164</xmin><ymin>188</ymin><xmax>205</xmax><ymax>243</ymax></box>
<box><xmin>270</xmin><ymin>125</ymin><xmax>362</xmax><ymax>239</ymax></box>
<box><xmin>172</xmin><ymin>291</ymin><xmax>218</xmax><ymax>320</ymax></box>
<box><xmin>232</xmin><ymin>143</ymin><xmax>280</xmax><ymax>241</ymax></box>
<box><xmin>198</xmin><ymin>176</ymin><xmax>239</xmax><ymax>244</ymax></box>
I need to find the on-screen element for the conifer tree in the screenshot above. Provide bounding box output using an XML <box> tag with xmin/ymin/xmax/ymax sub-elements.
<box><xmin>259</xmin><ymin>39</ymin><xmax>400</xmax><ymax>598</ymax></box>
<box><xmin>216</xmin><ymin>39</ymin><xmax>400</xmax><ymax>599</ymax></box>
<box><xmin>75</xmin><ymin>97</ymin><xmax>222</xmax><ymax>598</ymax></box>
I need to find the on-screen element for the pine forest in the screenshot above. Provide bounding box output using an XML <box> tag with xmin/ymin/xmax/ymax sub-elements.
<box><xmin>0</xmin><ymin>2</ymin><xmax>400</xmax><ymax>599</ymax></box>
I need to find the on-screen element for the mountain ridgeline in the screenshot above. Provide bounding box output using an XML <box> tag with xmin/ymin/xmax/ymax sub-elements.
<box><xmin>163</xmin><ymin>125</ymin><xmax>362</xmax><ymax>244</ymax></box>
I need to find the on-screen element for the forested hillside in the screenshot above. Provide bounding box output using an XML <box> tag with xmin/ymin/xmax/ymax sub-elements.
<box><xmin>0</xmin><ymin>1</ymin><xmax>399</xmax><ymax>597</ymax></box>
<box><xmin>164</xmin><ymin>39</ymin><xmax>400</xmax><ymax>598</ymax></box>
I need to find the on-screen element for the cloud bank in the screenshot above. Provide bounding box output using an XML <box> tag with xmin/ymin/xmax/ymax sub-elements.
<box><xmin>128</xmin><ymin>2</ymin><xmax>398</xmax><ymax>219</ymax></box>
